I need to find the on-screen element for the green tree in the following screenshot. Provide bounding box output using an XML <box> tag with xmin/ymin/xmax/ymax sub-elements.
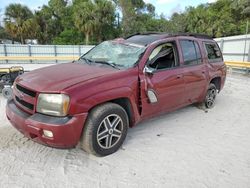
<box><xmin>208</xmin><ymin>0</ymin><xmax>236</xmax><ymax>37</ymax></box>
<box><xmin>4</xmin><ymin>3</ymin><xmax>33</xmax><ymax>44</ymax></box>
<box><xmin>174</xmin><ymin>0</ymin><xmax>250</xmax><ymax>37</ymax></box>
<box><xmin>185</xmin><ymin>5</ymin><xmax>207</xmax><ymax>34</ymax></box>
<box><xmin>0</xmin><ymin>26</ymin><xmax>10</xmax><ymax>41</ymax></box>
<box><xmin>31</xmin><ymin>0</ymin><xmax>72</xmax><ymax>44</ymax></box>
<box><xmin>94</xmin><ymin>0</ymin><xmax>116</xmax><ymax>42</ymax></box>
<box><xmin>168</xmin><ymin>12</ymin><xmax>188</xmax><ymax>33</ymax></box>
<box><xmin>73</xmin><ymin>1</ymin><xmax>96</xmax><ymax>45</ymax></box>
<box><xmin>53</xmin><ymin>29</ymin><xmax>83</xmax><ymax>44</ymax></box>
<box><xmin>115</xmin><ymin>0</ymin><xmax>157</xmax><ymax>36</ymax></box>
<box><xmin>239</xmin><ymin>0</ymin><xmax>250</xmax><ymax>17</ymax></box>
<box><xmin>3</xmin><ymin>0</ymin><xmax>249</xmax><ymax>45</ymax></box>
<box><xmin>73</xmin><ymin>0</ymin><xmax>116</xmax><ymax>45</ymax></box>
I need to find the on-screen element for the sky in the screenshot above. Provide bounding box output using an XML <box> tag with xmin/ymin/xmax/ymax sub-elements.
<box><xmin>0</xmin><ymin>0</ymin><xmax>217</xmax><ymax>18</ymax></box>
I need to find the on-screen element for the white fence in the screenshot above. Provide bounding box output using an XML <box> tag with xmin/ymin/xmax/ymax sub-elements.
<box><xmin>215</xmin><ymin>34</ymin><xmax>250</xmax><ymax>62</ymax></box>
<box><xmin>0</xmin><ymin>34</ymin><xmax>249</xmax><ymax>64</ymax></box>
<box><xmin>0</xmin><ymin>44</ymin><xmax>94</xmax><ymax>64</ymax></box>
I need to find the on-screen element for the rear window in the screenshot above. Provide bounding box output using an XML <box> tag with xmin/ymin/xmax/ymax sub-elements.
<box><xmin>180</xmin><ymin>40</ymin><xmax>202</xmax><ymax>66</ymax></box>
<box><xmin>204</xmin><ymin>42</ymin><xmax>222</xmax><ymax>62</ymax></box>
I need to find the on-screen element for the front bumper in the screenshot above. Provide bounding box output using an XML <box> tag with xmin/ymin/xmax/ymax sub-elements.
<box><xmin>6</xmin><ymin>99</ymin><xmax>88</xmax><ymax>148</ymax></box>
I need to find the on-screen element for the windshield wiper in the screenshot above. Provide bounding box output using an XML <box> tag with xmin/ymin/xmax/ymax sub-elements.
<box><xmin>79</xmin><ymin>57</ymin><xmax>94</xmax><ymax>65</ymax></box>
<box><xmin>94</xmin><ymin>61</ymin><xmax>122</xmax><ymax>70</ymax></box>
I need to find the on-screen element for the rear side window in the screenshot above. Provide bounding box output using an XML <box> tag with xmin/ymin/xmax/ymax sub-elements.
<box><xmin>180</xmin><ymin>40</ymin><xmax>202</xmax><ymax>66</ymax></box>
<box><xmin>204</xmin><ymin>42</ymin><xmax>222</xmax><ymax>62</ymax></box>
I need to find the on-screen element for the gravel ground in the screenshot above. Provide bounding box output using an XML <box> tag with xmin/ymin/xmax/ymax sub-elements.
<box><xmin>0</xmin><ymin>73</ymin><xmax>250</xmax><ymax>188</ymax></box>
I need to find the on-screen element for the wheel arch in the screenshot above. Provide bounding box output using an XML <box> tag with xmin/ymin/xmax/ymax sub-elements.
<box><xmin>109</xmin><ymin>98</ymin><xmax>134</xmax><ymax>127</ymax></box>
<box><xmin>86</xmin><ymin>97</ymin><xmax>136</xmax><ymax>128</ymax></box>
<box><xmin>77</xmin><ymin>86</ymin><xmax>140</xmax><ymax>128</ymax></box>
<box><xmin>210</xmin><ymin>77</ymin><xmax>221</xmax><ymax>92</ymax></box>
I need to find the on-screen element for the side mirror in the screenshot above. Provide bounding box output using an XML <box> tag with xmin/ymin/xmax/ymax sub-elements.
<box><xmin>143</xmin><ymin>66</ymin><xmax>155</xmax><ymax>75</ymax></box>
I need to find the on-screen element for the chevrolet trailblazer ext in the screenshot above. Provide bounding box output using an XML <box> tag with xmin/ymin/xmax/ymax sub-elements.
<box><xmin>6</xmin><ymin>33</ymin><xmax>226</xmax><ymax>156</ymax></box>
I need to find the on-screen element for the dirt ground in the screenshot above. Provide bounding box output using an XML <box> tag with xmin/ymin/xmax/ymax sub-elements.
<box><xmin>0</xmin><ymin>73</ymin><xmax>250</xmax><ymax>188</ymax></box>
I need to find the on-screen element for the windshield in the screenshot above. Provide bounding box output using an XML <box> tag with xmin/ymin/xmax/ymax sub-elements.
<box><xmin>80</xmin><ymin>41</ymin><xmax>146</xmax><ymax>68</ymax></box>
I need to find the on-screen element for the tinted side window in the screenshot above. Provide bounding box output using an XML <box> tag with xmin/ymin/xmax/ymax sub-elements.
<box><xmin>180</xmin><ymin>40</ymin><xmax>202</xmax><ymax>66</ymax></box>
<box><xmin>194</xmin><ymin>42</ymin><xmax>202</xmax><ymax>64</ymax></box>
<box><xmin>204</xmin><ymin>42</ymin><xmax>222</xmax><ymax>62</ymax></box>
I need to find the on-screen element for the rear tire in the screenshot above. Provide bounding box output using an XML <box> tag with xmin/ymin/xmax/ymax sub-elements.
<box><xmin>81</xmin><ymin>103</ymin><xmax>129</xmax><ymax>157</ymax></box>
<box><xmin>203</xmin><ymin>83</ymin><xmax>217</xmax><ymax>109</ymax></box>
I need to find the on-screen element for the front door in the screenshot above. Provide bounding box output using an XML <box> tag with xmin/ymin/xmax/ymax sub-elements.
<box><xmin>140</xmin><ymin>41</ymin><xmax>186</xmax><ymax>118</ymax></box>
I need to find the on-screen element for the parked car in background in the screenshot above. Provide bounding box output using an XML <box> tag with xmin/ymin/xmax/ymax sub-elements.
<box><xmin>6</xmin><ymin>33</ymin><xmax>226</xmax><ymax>156</ymax></box>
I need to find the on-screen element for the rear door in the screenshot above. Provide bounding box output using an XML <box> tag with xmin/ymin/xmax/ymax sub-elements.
<box><xmin>178</xmin><ymin>39</ymin><xmax>207</xmax><ymax>103</ymax></box>
<box><xmin>203</xmin><ymin>41</ymin><xmax>226</xmax><ymax>90</ymax></box>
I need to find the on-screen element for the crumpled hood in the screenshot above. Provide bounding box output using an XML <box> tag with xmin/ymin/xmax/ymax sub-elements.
<box><xmin>16</xmin><ymin>62</ymin><xmax>118</xmax><ymax>92</ymax></box>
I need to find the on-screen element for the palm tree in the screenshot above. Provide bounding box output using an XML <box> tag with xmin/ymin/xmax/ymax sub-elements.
<box><xmin>95</xmin><ymin>0</ymin><xmax>115</xmax><ymax>42</ymax></box>
<box><xmin>73</xmin><ymin>0</ymin><xmax>116</xmax><ymax>44</ymax></box>
<box><xmin>74</xmin><ymin>1</ymin><xmax>96</xmax><ymax>45</ymax></box>
<box><xmin>4</xmin><ymin>3</ymin><xmax>33</xmax><ymax>44</ymax></box>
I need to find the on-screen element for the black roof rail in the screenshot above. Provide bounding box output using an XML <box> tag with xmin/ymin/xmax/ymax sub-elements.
<box><xmin>125</xmin><ymin>33</ymin><xmax>141</xmax><ymax>39</ymax></box>
<box><xmin>125</xmin><ymin>32</ymin><xmax>169</xmax><ymax>39</ymax></box>
<box><xmin>125</xmin><ymin>32</ymin><xmax>213</xmax><ymax>40</ymax></box>
<box><xmin>170</xmin><ymin>33</ymin><xmax>213</xmax><ymax>39</ymax></box>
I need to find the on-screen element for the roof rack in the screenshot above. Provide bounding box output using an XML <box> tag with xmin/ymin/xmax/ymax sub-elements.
<box><xmin>125</xmin><ymin>32</ymin><xmax>169</xmax><ymax>39</ymax></box>
<box><xmin>125</xmin><ymin>32</ymin><xmax>213</xmax><ymax>40</ymax></box>
<box><xmin>124</xmin><ymin>32</ymin><xmax>213</xmax><ymax>46</ymax></box>
<box><xmin>170</xmin><ymin>33</ymin><xmax>213</xmax><ymax>39</ymax></box>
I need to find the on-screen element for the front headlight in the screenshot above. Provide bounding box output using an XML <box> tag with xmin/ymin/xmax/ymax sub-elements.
<box><xmin>36</xmin><ymin>93</ymin><xmax>70</xmax><ymax>116</ymax></box>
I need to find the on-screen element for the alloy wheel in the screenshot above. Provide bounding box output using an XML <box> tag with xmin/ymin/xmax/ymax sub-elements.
<box><xmin>97</xmin><ymin>114</ymin><xmax>123</xmax><ymax>149</ymax></box>
<box><xmin>206</xmin><ymin>88</ymin><xmax>217</xmax><ymax>108</ymax></box>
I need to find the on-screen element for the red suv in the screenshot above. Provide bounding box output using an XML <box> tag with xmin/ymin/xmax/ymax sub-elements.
<box><xmin>6</xmin><ymin>33</ymin><xmax>226</xmax><ymax>156</ymax></box>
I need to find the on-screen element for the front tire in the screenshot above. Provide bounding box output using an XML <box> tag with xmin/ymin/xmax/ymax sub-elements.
<box><xmin>81</xmin><ymin>103</ymin><xmax>129</xmax><ymax>156</ymax></box>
